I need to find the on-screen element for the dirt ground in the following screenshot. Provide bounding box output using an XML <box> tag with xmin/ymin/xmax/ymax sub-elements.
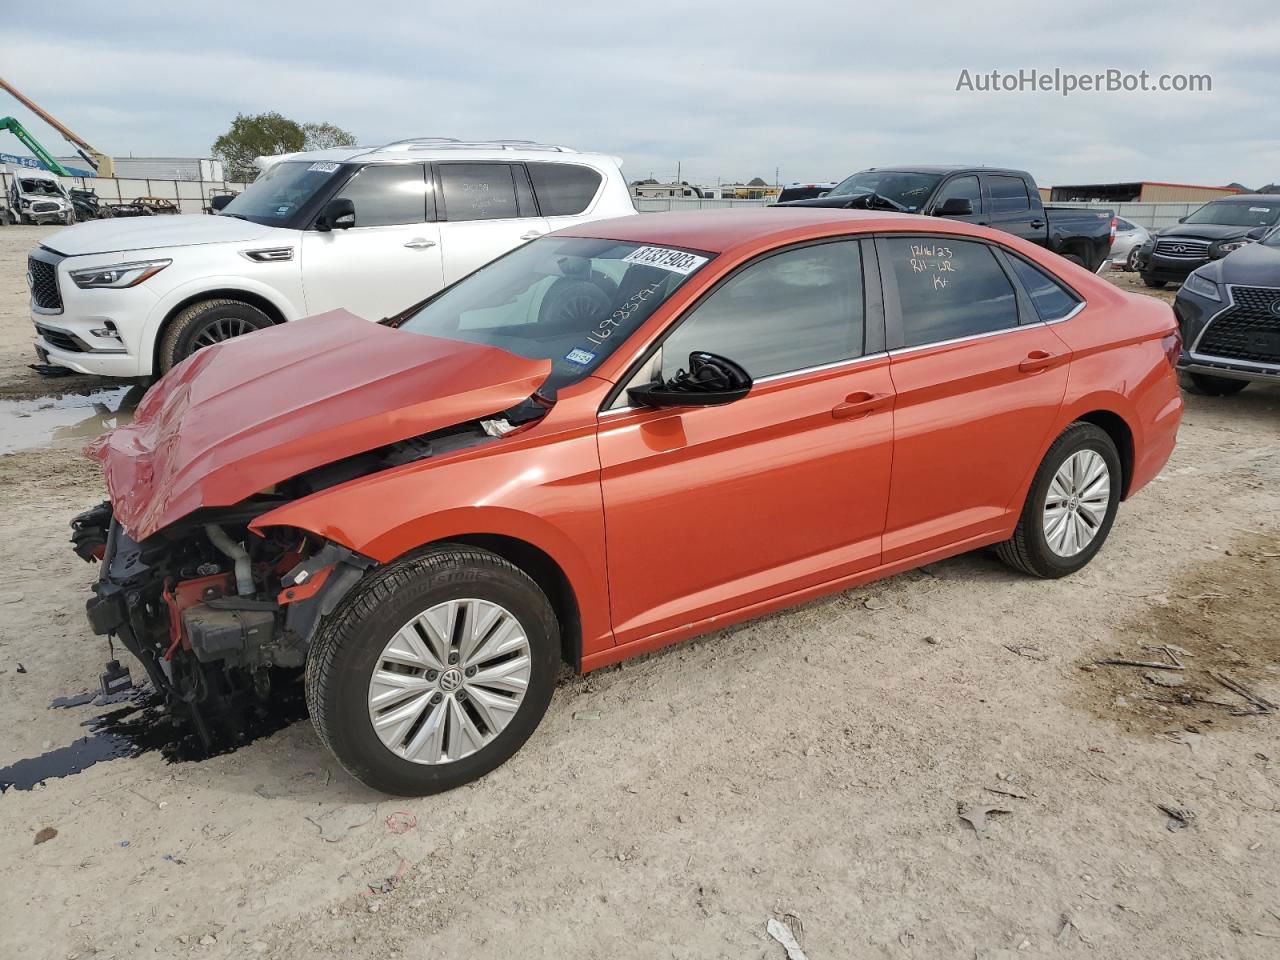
<box><xmin>1</xmin><ymin>223</ymin><xmax>1278</xmax><ymax>959</ymax></box>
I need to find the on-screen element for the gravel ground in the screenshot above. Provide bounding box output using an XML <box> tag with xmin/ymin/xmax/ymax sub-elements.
<box><xmin>1</xmin><ymin>223</ymin><xmax>1278</xmax><ymax>960</ymax></box>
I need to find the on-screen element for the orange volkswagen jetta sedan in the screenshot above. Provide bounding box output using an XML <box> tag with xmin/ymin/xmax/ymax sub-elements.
<box><xmin>74</xmin><ymin>209</ymin><xmax>1183</xmax><ymax>795</ymax></box>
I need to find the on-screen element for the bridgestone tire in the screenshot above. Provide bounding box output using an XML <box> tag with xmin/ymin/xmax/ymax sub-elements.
<box><xmin>305</xmin><ymin>545</ymin><xmax>560</xmax><ymax>796</ymax></box>
<box><xmin>995</xmin><ymin>422</ymin><xmax>1121</xmax><ymax>579</ymax></box>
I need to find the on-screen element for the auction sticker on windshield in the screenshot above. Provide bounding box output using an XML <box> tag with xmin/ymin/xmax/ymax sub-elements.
<box><xmin>621</xmin><ymin>246</ymin><xmax>709</xmax><ymax>275</ymax></box>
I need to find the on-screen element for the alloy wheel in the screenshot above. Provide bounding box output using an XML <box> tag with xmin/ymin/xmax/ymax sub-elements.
<box><xmin>191</xmin><ymin>316</ymin><xmax>258</xmax><ymax>350</ymax></box>
<box><xmin>367</xmin><ymin>598</ymin><xmax>532</xmax><ymax>765</ymax></box>
<box><xmin>1042</xmin><ymin>450</ymin><xmax>1111</xmax><ymax>557</ymax></box>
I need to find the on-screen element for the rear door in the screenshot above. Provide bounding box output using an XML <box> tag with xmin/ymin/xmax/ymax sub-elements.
<box><xmin>876</xmin><ymin>235</ymin><xmax>1072</xmax><ymax>562</ymax></box>
<box><xmin>982</xmin><ymin>174</ymin><xmax>1045</xmax><ymax>245</ymax></box>
<box><xmin>597</xmin><ymin>239</ymin><xmax>895</xmax><ymax>644</ymax></box>
<box><xmin>435</xmin><ymin>163</ymin><xmax>549</xmax><ymax>286</ymax></box>
<box><xmin>299</xmin><ymin>163</ymin><xmax>443</xmax><ymax>319</ymax></box>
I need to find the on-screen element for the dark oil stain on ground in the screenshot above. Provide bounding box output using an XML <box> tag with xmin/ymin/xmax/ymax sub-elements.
<box><xmin>0</xmin><ymin>674</ymin><xmax>309</xmax><ymax>793</ymax></box>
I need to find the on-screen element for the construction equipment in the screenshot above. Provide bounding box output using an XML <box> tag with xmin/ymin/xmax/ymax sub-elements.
<box><xmin>0</xmin><ymin>76</ymin><xmax>114</xmax><ymax>177</ymax></box>
<box><xmin>0</xmin><ymin>116</ymin><xmax>74</xmax><ymax>176</ymax></box>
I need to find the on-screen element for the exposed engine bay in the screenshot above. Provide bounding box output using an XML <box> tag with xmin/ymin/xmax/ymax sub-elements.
<box><xmin>70</xmin><ymin>400</ymin><xmax>549</xmax><ymax>746</ymax></box>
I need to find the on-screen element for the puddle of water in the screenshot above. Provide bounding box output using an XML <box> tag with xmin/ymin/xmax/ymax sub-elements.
<box><xmin>0</xmin><ymin>673</ymin><xmax>308</xmax><ymax>792</ymax></box>
<box><xmin>0</xmin><ymin>385</ymin><xmax>143</xmax><ymax>455</ymax></box>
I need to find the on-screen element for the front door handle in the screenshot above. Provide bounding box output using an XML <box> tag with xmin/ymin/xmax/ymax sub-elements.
<box><xmin>1030</xmin><ymin>219</ymin><xmax>1045</xmax><ymax>229</ymax></box>
<box><xmin>519</xmin><ymin>230</ymin><xmax>545</xmax><ymax>241</ymax></box>
<box><xmin>404</xmin><ymin>238</ymin><xmax>437</xmax><ymax>249</ymax></box>
<box><xmin>1018</xmin><ymin>350</ymin><xmax>1064</xmax><ymax>373</ymax></box>
<box><xmin>832</xmin><ymin>391</ymin><xmax>891</xmax><ymax>420</ymax></box>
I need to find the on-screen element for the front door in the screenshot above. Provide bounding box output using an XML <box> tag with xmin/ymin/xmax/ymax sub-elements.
<box><xmin>597</xmin><ymin>240</ymin><xmax>895</xmax><ymax>644</ymax></box>
<box><xmin>435</xmin><ymin>162</ymin><xmax>549</xmax><ymax>286</ymax></box>
<box><xmin>300</xmin><ymin>162</ymin><xmax>443</xmax><ymax>320</ymax></box>
<box><xmin>876</xmin><ymin>235</ymin><xmax>1071</xmax><ymax>561</ymax></box>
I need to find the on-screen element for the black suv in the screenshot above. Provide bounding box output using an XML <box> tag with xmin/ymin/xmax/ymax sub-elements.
<box><xmin>1136</xmin><ymin>194</ymin><xmax>1280</xmax><ymax>288</ymax></box>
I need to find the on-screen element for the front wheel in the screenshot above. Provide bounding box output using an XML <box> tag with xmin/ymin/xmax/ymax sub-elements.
<box><xmin>1183</xmin><ymin>372</ymin><xmax>1249</xmax><ymax>396</ymax></box>
<box><xmin>156</xmin><ymin>298</ymin><xmax>273</xmax><ymax>373</ymax></box>
<box><xmin>995</xmin><ymin>422</ymin><xmax>1121</xmax><ymax>578</ymax></box>
<box><xmin>306</xmin><ymin>546</ymin><xmax>560</xmax><ymax>796</ymax></box>
<box><xmin>1142</xmin><ymin>277</ymin><xmax>1167</xmax><ymax>289</ymax></box>
<box><xmin>1125</xmin><ymin>247</ymin><xmax>1142</xmax><ymax>272</ymax></box>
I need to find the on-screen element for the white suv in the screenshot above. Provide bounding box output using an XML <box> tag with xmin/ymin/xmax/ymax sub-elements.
<box><xmin>28</xmin><ymin>139</ymin><xmax>636</xmax><ymax>377</ymax></box>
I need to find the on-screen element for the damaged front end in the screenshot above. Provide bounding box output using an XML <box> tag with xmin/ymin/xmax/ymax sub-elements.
<box><xmin>70</xmin><ymin>395</ymin><xmax>552</xmax><ymax>745</ymax></box>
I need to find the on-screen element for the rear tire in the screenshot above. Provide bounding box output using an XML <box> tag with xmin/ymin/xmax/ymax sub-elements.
<box><xmin>1183</xmin><ymin>372</ymin><xmax>1249</xmax><ymax>396</ymax></box>
<box><xmin>306</xmin><ymin>545</ymin><xmax>560</xmax><ymax>796</ymax></box>
<box><xmin>1142</xmin><ymin>277</ymin><xmax>1167</xmax><ymax>289</ymax></box>
<box><xmin>156</xmin><ymin>299</ymin><xmax>273</xmax><ymax>373</ymax></box>
<box><xmin>995</xmin><ymin>422</ymin><xmax>1121</xmax><ymax>579</ymax></box>
<box><xmin>1125</xmin><ymin>247</ymin><xmax>1141</xmax><ymax>272</ymax></box>
<box><xmin>1062</xmin><ymin>253</ymin><xmax>1085</xmax><ymax>268</ymax></box>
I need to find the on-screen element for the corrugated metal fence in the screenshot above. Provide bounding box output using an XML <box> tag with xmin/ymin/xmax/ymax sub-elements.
<box><xmin>1</xmin><ymin>171</ymin><xmax>251</xmax><ymax>215</ymax></box>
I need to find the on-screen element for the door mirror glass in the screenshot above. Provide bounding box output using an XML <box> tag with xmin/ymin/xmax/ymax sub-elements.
<box><xmin>628</xmin><ymin>351</ymin><xmax>752</xmax><ymax>408</ymax></box>
<box><xmin>317</xmin><ymin>197</ymin><xmax>356</xmax><ymax>231</ymax></box>
<box><xmin>936</xmin><ymin>197</ymin><xmax>974</xmax><ymax>216</ymax></box>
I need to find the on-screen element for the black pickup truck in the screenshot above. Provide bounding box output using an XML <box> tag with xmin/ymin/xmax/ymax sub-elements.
<box><xmin>775</xmin><ymin>166</ymin><xmax>1114</xmax><ymax>272</ymax></box>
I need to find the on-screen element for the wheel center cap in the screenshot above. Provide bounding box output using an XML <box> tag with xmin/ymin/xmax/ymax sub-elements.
<box><xmin>1067</xmin><ymin>495</ymin><xmax>1081</xmax><ymax>510</ymax></box>
<box><xmin>439</xmin><ymin>668</ymin><xmax>464</xmax><ymax>692</ymax></box>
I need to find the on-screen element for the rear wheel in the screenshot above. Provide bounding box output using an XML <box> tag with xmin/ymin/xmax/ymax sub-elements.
<box><xmin>157</xmin><ymin>298</ymin><xmax>273</xmax><ymax>373</ymax></box>
<box><xmin>995</xmin><ymin>422</ymin><xmax>1121</xmax><ymax>578</ymax></box>
<box><xmin>1142</xmin><ymin>277</ymin><xmax>1167</xmax><ymax>289</ymax></box>
<box><xmin>1183</xmin><ymin>372</ymin><xmax>1249</xmax><ymax>396</ymax></box>
<box><xmin>1125</xmin><ymin>247</ymin><xmax>1142</xmax><ymax>272</ymax></box>
<box><xmin>1062</xmin><ymin>253</ymin><xmax>1085</xmax><ymax>268</ymax></box>
<box><xmin>306</xmin><ymin>545</ymin><xmax>560</xmax><ymax>796</ymax></box>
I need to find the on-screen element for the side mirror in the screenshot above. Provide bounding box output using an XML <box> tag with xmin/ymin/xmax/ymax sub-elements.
<box><xmin>936</xmin><ymin>197</ymin><xmax>973</xmax><ymax>216</ymax></box>
<box><xmin>209</xmin><ymin>194</ymin><xmax>236</xmax><ymax>212</ymax></box>
<box><xmin>316</xmin><ymin>197</ymin><xmax>355</xmax><ymax>231</ymax></box>
<box><xmin>628</xmin><ymin>351</ymin><xmax>752</xmax><ymax>408</ymax></box>
<box><xmin>1246</xmin><ymin>226</ymin><xmax>1267</xmax><ymax>240</ymax></box>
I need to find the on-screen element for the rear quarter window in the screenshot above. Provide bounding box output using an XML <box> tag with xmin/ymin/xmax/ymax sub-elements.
<box><xmin>1007</xmin><ymin>257</ymin><xmax>1081</xmax><ymax>321</ymax></box>
<box><xmin>527</xmin><ymin>163</ymin><xmax>603</xmax><ymax>217</ymax></box>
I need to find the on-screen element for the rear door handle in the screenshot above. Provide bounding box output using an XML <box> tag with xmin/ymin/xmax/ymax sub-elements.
<box><xmin>832</xmin><ymin>391</ymin><xmax>891</xmax><ymax>420</ymax></box>
<box><xmin>404</xmin><ymin>238</ymin><xmax>437</xmax><ymax>249</ymax></box>
<box><xmin>1030</xmin><ymin>219</ymin><xmax>1045</xmax><ymax>229</ymax></box>
<box><xmin>519</xmin><ymin>230</ymin><xmax>545</xmax><ymax>241</ymax></box>
<box><xmin>1018</xmin><ymin>350</ymin><xmax>1065</xmax><ymax>373</ymax></box>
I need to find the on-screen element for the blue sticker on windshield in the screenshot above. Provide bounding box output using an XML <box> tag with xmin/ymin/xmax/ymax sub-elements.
<box><xmin>565</xmin><ymin>348</ymin><xmax>596</xmax><ymax>366</ymax></box>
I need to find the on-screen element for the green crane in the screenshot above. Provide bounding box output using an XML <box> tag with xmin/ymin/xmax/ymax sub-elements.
<box><xmin>0</xmin><ymin>115</ymin><xmax>73</xmax><ymax>176</ymax></box>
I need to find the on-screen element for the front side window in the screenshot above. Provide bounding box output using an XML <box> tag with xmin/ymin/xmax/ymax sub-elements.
<box><xmin>988</xmin><ymin>176</ymin><xmax>1030</xmax><ymax>214</ymax></box>
<box><xmin>881</xmin><ymin>237</ymin><xmax>1018</xmax><ymax>347</ymax></box>
<box><xmin>660</xmin><ymin>241</ymin><xmax>864</xmax><ymax>381</ymax></box>
<box><xmin>438</xmin><ymin>163</ymin><xmax>520</xmax><ymax>221</ymax></box>
<box><xmin>934</xmin><ymin>175</ymin><xmax>981</xmax><ymax>213</ymax></box>
<box><xmin>528</xmin><ymin>163</ymin><xmax>603</xmax><ymax>217</ymax></box>
<box><xmin>1184</xmin><ymin>200</ymin><xmax>1280</xmax><ymax>227</ymax></box>
<box><xmin>1007</xmin><ymin>257</ymin><xmax>1081</xmax><ymax>321</ymax></box>
<box><xmin>399</xmin><ymin>237</ymin><xmax>712</xmax><ymax>390</ymax></box>
<box><xmin>335</xmin><ymin>164</ymin><xmax>427</xmax><ymax>227</ymax></box>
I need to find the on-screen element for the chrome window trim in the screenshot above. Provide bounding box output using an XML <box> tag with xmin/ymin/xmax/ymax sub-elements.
<box><xmin>1188</xmin><ymin>282</ymin><xmax>1280</xmax><ymax>369</ymax></box>
<box><xmin>599</xmin><ymin>350</ymin><xmax>890</xmax><ymax>418</ymax></box>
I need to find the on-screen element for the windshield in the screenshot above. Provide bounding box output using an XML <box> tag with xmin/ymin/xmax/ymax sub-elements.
<box><xmin>20</xmin><ymin>178</ymin><xmax>64</xmax><ymax>197</ymax></box>
<box><xmin>219</xmin><ymin>160</ymin><xmax>345</xmax><ymax>223</ymax></box>
<box><xmin>399</xmin><ymin>236</ymin><xmax>713</xmax><ymax>391</ymax></box>
<box><xmin>827</xmin><ymin>170</ymin><xmax>941</xmax><ymax>211</ymax></box>
<box><xmin>1184</xmin><ymin>200</ymin><xmax>1280</xmax><ymax>228</ymax></box>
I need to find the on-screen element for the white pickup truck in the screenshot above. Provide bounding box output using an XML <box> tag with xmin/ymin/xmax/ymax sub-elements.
<box><xmin>28</xmin><ymin>140</ymin><xmax>636</xmax><ymax>378</ymax></box>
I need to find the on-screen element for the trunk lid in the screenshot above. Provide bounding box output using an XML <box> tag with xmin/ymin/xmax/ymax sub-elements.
<box><xmin>87</xmin><ymin>310</ymin><xmax>551</xmax><ymax>540</ymax></box>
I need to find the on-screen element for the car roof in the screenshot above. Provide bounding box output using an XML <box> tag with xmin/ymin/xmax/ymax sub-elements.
<box><xmin>1207</xmin><ymin>194</ymin><xmax>1278</xmax><ymax>203</ymax></box>
<box><xmin>860</xmin><ymin>165</ymin><xmax>1029</xmax><ymax>176</ymax></box>
<box><xmin>560</xmin><ymin>208</ymin><xmax>979</xmax><ymax>253</ymax></box>
<box><xmin>259</xmin><ymin>141</ymin><xmax>620</xmax><ymax>167</ymax></box>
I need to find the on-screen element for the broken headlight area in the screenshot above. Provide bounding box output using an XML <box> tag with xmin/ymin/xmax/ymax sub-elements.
<box><xmin>68</xmin><ymin>393</ymin><xmax>554</xmax><ymax>746</ymax></box>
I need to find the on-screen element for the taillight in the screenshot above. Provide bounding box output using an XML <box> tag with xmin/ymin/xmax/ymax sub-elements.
<box><xmin>1161</xmin><ymin>328</ymin><xmax>1182</xmax><ymax>369</ymax></box>
<box><xmin>1110</xmin><ymin>216</ymin><xmax>1117</xmax><ymax>244</ymax></box>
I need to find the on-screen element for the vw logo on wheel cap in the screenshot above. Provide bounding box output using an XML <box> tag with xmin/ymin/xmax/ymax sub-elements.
<box><xmin>439</xmin><ymin>668</ymin><xmax>464</xmax><ymax>692</ymax></box>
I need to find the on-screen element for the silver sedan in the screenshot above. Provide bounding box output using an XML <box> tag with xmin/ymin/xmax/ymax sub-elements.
<box><xmin>1109</xmin><ymin>217</ymin><xmax>1152</xmax><ymax>271</ymax></box>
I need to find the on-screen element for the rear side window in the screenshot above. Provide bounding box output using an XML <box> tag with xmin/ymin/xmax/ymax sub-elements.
<box><xmin>988</xmin><ymin>175</ymin><xmax>1030</xmax><ymax>214</ymax></box>
<box><xmin>528</xmin><ymin>163</ymin><xmax>603</xmax><ymax>217</ymax></box>
<box><xmin>439</xmin><ymin>163</ymin><xmax>520</xmax><ymax>221</ymax></box>
<box><xmin>660</xmin><ymin>241</ymin><xmax>864</xmax><ymax>380</ymax></box>
<box><xmin>1007</xmin><ymin>257</ymin><xmax>1081</xmax><ymax>321</ymax></box>
<box><xmin>881</xmin><ymin>237</ymin><xmax>1018</xmax><ymax>347</ymax></box>
<box><xmin>335</xmin><ymin>164</ymin><xmax>426</xmax><ymax>227</ymax></box>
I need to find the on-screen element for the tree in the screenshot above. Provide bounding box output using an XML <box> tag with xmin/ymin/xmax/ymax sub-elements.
<box><xmin>212</xmin><ymin>113</ymin><xmax>357</xmax><ymax>181</ymax></box>
<box><xmin>302</xmin><ymin>121</ymin><xmax>357</xmax><ymax>151</ymax></box>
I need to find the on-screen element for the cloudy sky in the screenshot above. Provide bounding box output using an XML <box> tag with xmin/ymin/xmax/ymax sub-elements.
<box><xmin>6</xmin><ymin>0</ymin><xmax>1278</xmax><ymax>188</ymax></box>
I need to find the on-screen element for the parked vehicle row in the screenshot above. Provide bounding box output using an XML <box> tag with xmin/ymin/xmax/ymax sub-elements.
<box><xmin>71</xmin><ymin>207</ymin><xmax>1183</xmax><ymax>795</ymax></box>
<box><xmin>28</xmin><ymin>140</ymin><xmax>635</xmax><ymax>377</ymax></box>
<box><xmin>1136</xmin><ymin>194</ymin><xmax>1280</xmax><ymax>287</ymax></box>
<box><xmin>5</xmin><ymin>167</ymin><xmax>74</xmax><ymax>224</ymax></box>
<box><xmin>775</xmin><ymin>165</ymin><xmax>1116</xmax><ymax>273</ymax></box>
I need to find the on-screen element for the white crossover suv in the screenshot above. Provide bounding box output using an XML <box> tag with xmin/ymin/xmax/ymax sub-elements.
<box><xmin>28</xmin><ymin>139</ymin><xmax>637</xmax><ymax>378</ymax></box>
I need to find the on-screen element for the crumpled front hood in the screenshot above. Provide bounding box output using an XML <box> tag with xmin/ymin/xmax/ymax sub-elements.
<box><xmin>44</xmin><ymin>214</ymin><xmax>273</xmax><ymax>256</ymax></box>
<box><xmin>87</xmin><ymin>311</ymin><xmax>551</xmax><ymax>540</ymax></box>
